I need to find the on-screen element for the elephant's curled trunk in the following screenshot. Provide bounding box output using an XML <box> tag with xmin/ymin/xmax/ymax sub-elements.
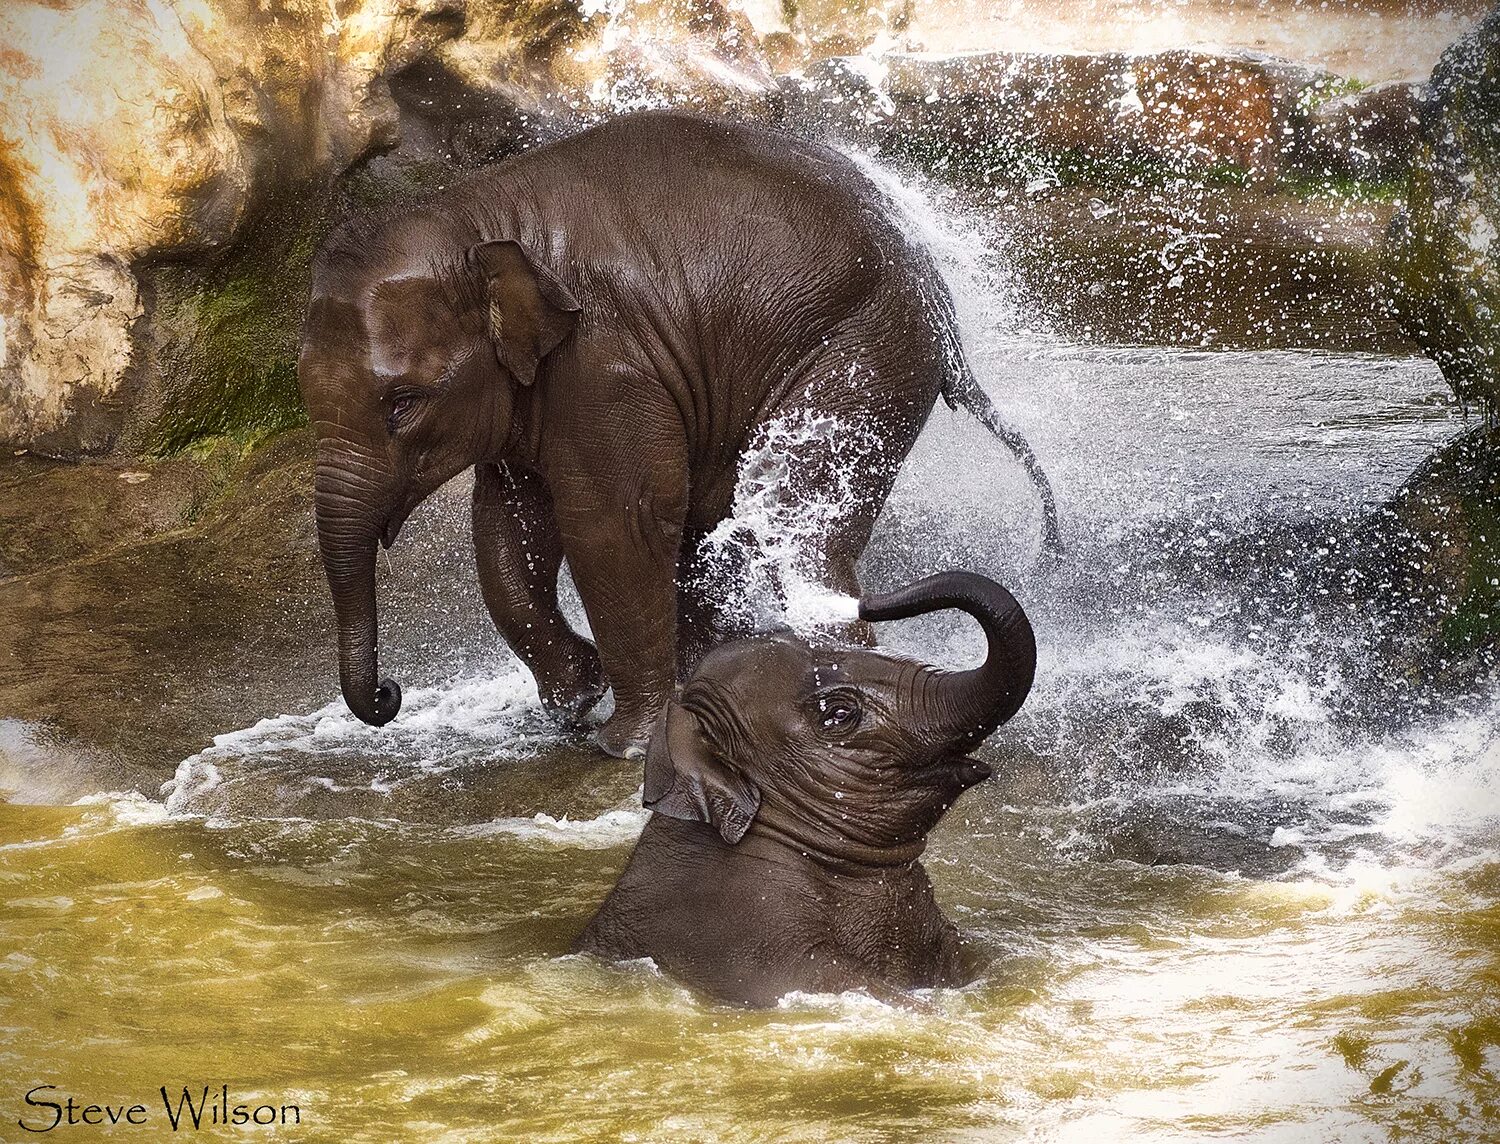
<box><xmin>859</xmin><ymin>571</ymin><xmax>1036</xmax><ymax>748</ymax></box>
<box><xmin>315</xmin><ymin>480</ymin><xmax>403</xmax><ymax>727</ymax></box>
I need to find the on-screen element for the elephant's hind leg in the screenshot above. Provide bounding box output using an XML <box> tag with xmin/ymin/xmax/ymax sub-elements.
<box><xmin>472</xmin><ymin>462</ymin><xmax>605</xmax><ymax>722</ymax></box>
<box><xmin>675</xmin><ymin>527</ymin><xmax>755</xmax><ymax>675</ymax></box>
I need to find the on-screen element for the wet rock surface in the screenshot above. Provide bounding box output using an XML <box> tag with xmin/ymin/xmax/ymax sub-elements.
<box><xmin>1390</xmin><ymin>4</ymin><xmax>1500</xmax><ymax>410</ymax></box>
<box><xmin>780</xmin><ymin>49</ymin><xmax>1338</xmax><ymax>187</ymax></box>
<box><xmin>0</xmin><ymin>432</ymin><xmax>326</xmax><ymax>770</ymax></box>
<box><xmin>769</xmin><ymin>48</ymin><xmax>1434</xmax><ymax>355</ymax></box>
<box><xmin>1287</xmin><ymin>80</ymin><xmax>1421</xmax><ymax>186</ymax></box>
<box><xmin>982</xmin><ymin>184</ymin><xmax>1407</xmax><ymax>351</ymax></box>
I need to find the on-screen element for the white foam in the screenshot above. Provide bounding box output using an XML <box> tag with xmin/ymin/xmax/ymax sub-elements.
<box><xmin>162</xmin><ymin>665</ymin><xmax>560</xmax><ymax>816</ymax></box>
<box><xmin>462</xmin><ymin>789</ymin><xmax>648</xmax><ymax>850</ymax></box>
<box><xmin>72</xmin><ymin>791</ymin><xmax>172</xmax><ymax>828</ymax></box>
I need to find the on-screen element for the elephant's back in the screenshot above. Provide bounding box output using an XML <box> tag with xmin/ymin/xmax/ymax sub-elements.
<box><xmin>505</xmin><ymin>111</ymin><xmax>927</xmax><ymax>309</ymax></box>
<box><xmin>491</xmin><ymin>112</ymin><xmax>958</xmax><ymax>470</ymax></box>
<box><xmin>516</xmin><ymin>111</ymin><xmax>899</xmax><ymax>218</ymax></box>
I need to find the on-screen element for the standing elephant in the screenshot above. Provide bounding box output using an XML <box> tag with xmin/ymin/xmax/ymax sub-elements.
<box><xmin>299</xmin><ymin>110</ymin><xmax>1058</xmax><ymax>756</ymax></box>
<box><xmin>573</xmin><ymin>571</ymin><xmax>1037</xmax><ymax>1006</ymax></box>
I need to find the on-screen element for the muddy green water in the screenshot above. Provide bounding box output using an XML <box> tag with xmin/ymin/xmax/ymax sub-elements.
<box><xmin>1</xmin><ymin>772</ymin><xmax>1496</xmax><ymax>1142</ymax></box>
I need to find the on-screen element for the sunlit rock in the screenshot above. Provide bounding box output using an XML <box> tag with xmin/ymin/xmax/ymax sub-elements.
<box><xmin>0</xmin><ymin>0</ymin><xmax>470</xmax><ymax>455</ymax></box>
<box><xmin>0</xmin><ymin>0</ymin><xmax>776</xmax><ymax>456</ymax></box>
<box><xmin>0</xmin><ymin>0</ymin><xmax>250</xmax><ymax>452</ymax></box>
<box><xmin>1390</xmin><ymin>5</ymin><xmax>1500</xmax><ymax>410</ymax></box>
<box><xmin>747</xmin><ymin>0</ymin><xmax>1486</xmax><ymax>84</ymax></box>
<box><xmin>560</xmin><ymin>0</ymin><xmax>775</xmax><ymax>115</ymax></box>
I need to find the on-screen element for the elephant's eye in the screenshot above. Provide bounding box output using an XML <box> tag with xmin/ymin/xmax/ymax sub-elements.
<box><xmin>814</xmin><ymin>692</ymin><xmax>863</xmax><ymax>736</ymax></box>
<box><xmin>386</xmin><ymin>391</ymin><xmax>423</xmax><ymax>432</ymax></box>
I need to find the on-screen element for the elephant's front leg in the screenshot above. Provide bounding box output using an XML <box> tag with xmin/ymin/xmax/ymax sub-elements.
<box><xmin>553</xmin><ymin>467</ymin><xmax>687</xmax><ymax>759</ymax></box>
<box><xmin>472</xmin><ymin>462</ymin><xmax>605</xmax><ymax>722</ymax></box>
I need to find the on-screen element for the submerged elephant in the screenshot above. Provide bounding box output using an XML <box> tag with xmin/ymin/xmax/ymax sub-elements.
<box><xmin>573</xmin><ymin>571</ymin><xmax>1036</xmax><ymax>1006</ymax></box>
<box><xmin>299</xmin><ymin>110</ymin><xmax>1059</xmax><ymax>755</ymax></box>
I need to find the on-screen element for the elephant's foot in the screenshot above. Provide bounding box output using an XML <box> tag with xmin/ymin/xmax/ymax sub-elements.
<box><xmin>533</xmin><ymin>642</ymin><xmax>607</xmax><ymax>726</ymax></box>
<box><xmin>591</xmin><ymin>703</ymin><xmax>660</xmax><ymax>760</ymax></box>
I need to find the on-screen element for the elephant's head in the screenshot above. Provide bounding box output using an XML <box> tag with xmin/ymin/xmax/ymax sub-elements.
<box><xmin>298</xmin><ymin>219</ymin><xmax>581</xmax><ymax>725</ymax></box>
<box><xmin>643</xmin><ymin>571</ymin><xmax>1036</xmax><ymax>864</ymax></box>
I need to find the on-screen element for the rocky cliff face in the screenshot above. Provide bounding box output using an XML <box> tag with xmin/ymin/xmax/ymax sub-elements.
<box><xmin>0</xmin><ymin>0</ymin><xmax>775</xmax><ymax>457</ymax></box>
<box><xmin>0</xmin><ymin>0</ymin><xmax>432</xmax><ymax>453</ymax></box>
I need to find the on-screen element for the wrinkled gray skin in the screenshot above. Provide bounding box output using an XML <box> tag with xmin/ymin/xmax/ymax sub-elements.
<box><xmin>299</xmin><ymin>110</ymin><xmax>1059</xmax><ymax>756</ymax></box>
<box><xmin>573</xmin><ymin>571</ymin><xmax>1037</xmax><ymax>1007</ymax></box>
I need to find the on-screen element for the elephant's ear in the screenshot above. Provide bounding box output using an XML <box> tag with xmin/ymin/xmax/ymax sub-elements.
<box><xmin>643</xmin><ymin>700</ymin><xmax>761</xmax><ymax>845</ymax></box>
<box><xmin>466</xmin><ymin>239</ymin><xmax>581</xmax><ymax>386</ymax></box>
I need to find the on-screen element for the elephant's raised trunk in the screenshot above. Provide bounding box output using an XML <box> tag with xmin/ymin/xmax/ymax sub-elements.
<box><xmin>315</xmin><ymin>468</ymin><xmax>402</xmax><ymax>727</ymax></box>
<box><xmin>859</xmin><ymin>571</ymin><xmax>1035</xmax><ymax>750</ymax></box>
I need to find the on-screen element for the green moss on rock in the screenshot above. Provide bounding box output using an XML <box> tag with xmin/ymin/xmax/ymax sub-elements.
<box><xmin>1389</xmin><ymin>6</ymin><xmax>1500</xmax><ymax>410</ymax></box>
<box><xmin>134</xmin><ymin>188</ymin><xmax>330</xmax><ymax>457</ymax></box>
<box><xmin>878</xmin><ymin>129</ymin><xmax>1251</xmax><ymax>192</ymax></box>
<box><xmin>131</xmin><ymin>147</ymin><xmax>484</xmax><ymax>459</ymax></box>
<box><xmin>1282</xmin><ymin>171</ymin><xmax>1405</xmax><ymax>203</ymax></box>
<box><xmin>1439</xmin><ymin>457</ymin><xmax>1500</xmax><ymax>653</ymax></box>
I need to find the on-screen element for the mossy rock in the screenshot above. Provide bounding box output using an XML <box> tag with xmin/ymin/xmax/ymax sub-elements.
<box><xmin>877</xmin><ymin>128</ymin><xmax>1252</xmax><ymax>192</ymax></box>
<box><xmin>1389</xmin><ymin>6</ymin><xmax>1500</xmax><ymax>410</ymax></box>
<box><xmin>1413</xmin><ymin>430</ymin><xmax>1500</xmax><ymax>655</ymax></box>
<box><xmin>130</xmin><ymin>179</ymin><xmax>415</xmax><ymax>455</ymax></box>
<box><xmin>1377</xmin><ymin>424</ymin><xmax>1500</xmax><ymax>678</ymax></box>
<box><xmin>127</xmin><ymin>120</ymin><xmax>512</xmax><ymax>459</ymax></box>
<box><xmin>131</xmin><ymin>189</ymin><xmax>328</xmax><ymax>457</ymax></box>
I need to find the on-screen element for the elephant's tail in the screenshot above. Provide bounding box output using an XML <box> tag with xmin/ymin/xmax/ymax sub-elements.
<box><xmin>941</xmin><ymin>366</ymin><xmax>1065</xmax><ymax>556</ymax></box>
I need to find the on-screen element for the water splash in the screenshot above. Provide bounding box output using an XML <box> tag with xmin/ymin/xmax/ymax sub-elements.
<box><xmin>847</xmin><ymin>147</ymin><xmax>1029</xmax><ymax>346</ymax></box>
<box><xmin>458</xmin><ymin>792</ymin><xmax>648</xmax><ymax>850</ymax></box>
<box><xmin>105</xmin><ymin>148</ymin><xmax>1485</xmax><ymax>886</ymax></box>
<box><xmin>696</xmin><ymin>409</ymin><xmax>884</xmax><ymax>636</ymax></box>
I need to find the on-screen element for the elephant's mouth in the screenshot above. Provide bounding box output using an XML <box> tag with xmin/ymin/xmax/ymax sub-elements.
<box><xmin>956</xmin><ymin>757</ymin><xmax>992</xmax><ymax>782</ymax></box>
<box><xmin>380</xmin><ymin>505</ymin><xmax>415</xmax><ymax>550</ymax></box>
<box><xmin>912</xmin><ymin>755</ymin><xmax>992</xmax><ymax>785</ymax></box>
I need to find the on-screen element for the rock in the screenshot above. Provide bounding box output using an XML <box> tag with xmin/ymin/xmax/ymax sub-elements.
<box><xmin>0</xmin><ymin>0</ymin><xmax>1464</xmax><ymax>455</ymax></box>
<box><xmin>1375</xmin><ymin>424</ymin><xmax>1500</xmax><ymax>677</ymax></box>
<box><xmin>1288</xmin><ymin>80</ymin><xmax>1421</xmax><ymax>186</ymax></box>
<box><xmin>756</xmin><ymin>0</ymin><xmax>1482</xmax><ymax>87</ymax></box>
<box><xmin>1389</xmin><ymin>5</ymin><xmax>1500</xmax><ymax>410</ymax></box>
<box><xmin>0</xmin><ymin>431</ymin><xmax>328</xmax><ymax>766</ymax></box>
<box><xmin>775</xmin><ymin>57</ymin><xmax>893</xmax><ymax>147</ymax></box>
<box><xmin>0</xmin><ymin>444</ymin><xmax>242</xmax><ymax>580</ymax></box>
<box><xmin>0</xmin><ymin>0</ymin><xmax>777</xmax><ymax>458</ymax></box>
<box><xmin>759</xmin><ymin>31</ymin><xmax>807</xmax><ymax>76</ymax></box>
<box><xmin>992</xmin><ymin>184</ymin><xmax>1407</xmax><ymax>351</ymax></box>
<box><xmin>782</xmin><ymin>48</ymin><xmax>1434</xmax><ymax>193</ymax></box>
<box><xmin>0</xmin><ymin>0</ymin><xmax>468</xmax><ymax>456</ymax></box>
<box><xmin>779</xmin><ymin>48</ymin><xmax>1332</xmax><ymax>187</ymax></box>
